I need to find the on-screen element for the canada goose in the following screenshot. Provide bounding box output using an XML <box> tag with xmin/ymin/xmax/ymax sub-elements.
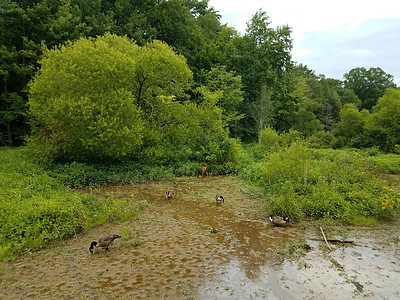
<box><xmin>215</xmin><ymin>195</ymin><xmax>224</xmax><ymax>204</ymax></box>
<box><xmin>210</xmin><ymin>226</ymin><xmax>219</xmax><ymax>234</ymax></box>
<box><xmin>269</xmin><ymin>216</ymin><xmax>289</xmax><ymax>226</ymax></box>
<box><xmin>166</xmin><ymin>191</ymin><xmax>173</xmax><ymax>200</ymax></box>
<box><xmin>89</xmin><ymin>234</ymin><xmax>121</xmax><ymax>254</ymax></box>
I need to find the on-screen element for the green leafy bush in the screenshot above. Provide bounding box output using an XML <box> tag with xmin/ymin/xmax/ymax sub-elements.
<box><xmin>28</xmin><ymin>34</ymin><xmax>148</xmax><ymax>162</ymax></box>
<box><xmin>0</xmin><ymin>148</ymin><xmax>144</xmax><ymax>260</ymax></box>
<box><xmin>365</xmin><ymin>88</ymin><xmax>400</xmax><ymax>153</ymax></box>
<box><xmin>27</xmin><ymin>34</ymin><xmax>239</xmax><ymax>166</ymax></box>
<box><xmin>239</xmin><ymin>143</ymin><xmax>400</xmax><ymax>223</ymax></box>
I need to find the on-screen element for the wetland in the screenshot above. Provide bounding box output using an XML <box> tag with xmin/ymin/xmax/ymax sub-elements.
<box><xmin>1</xmin><ymin>176</ymin><xmax>399</xmax><ymax>299</ymax></box>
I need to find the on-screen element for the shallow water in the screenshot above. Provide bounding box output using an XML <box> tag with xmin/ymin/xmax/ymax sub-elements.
<box><xmin>1</xmin><ymin>176</ymin><xmax>399</xmax><ymax>299</ymax></box>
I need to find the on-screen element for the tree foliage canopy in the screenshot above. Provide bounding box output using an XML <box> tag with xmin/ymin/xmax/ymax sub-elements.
<box><xmin>365</xmin><ymin>88</ymin><xmax>400</xmax><ymax>152</ymax></box>
<box><xmin>1</xmin><ymin>0</ymin><xmax>398</xmax><ymax>154</ymax></box>
<box><xmin>28</xmin><ymin>34</ymin><xmax>147</xmax><ymax>161</ymax></box>
<box><xmin>344</xmin><ymin>67</ymin><xmax>396</xmax><ymax>110</ymax></box>
<box><xmin>27</xmin><ymin>34</ymin><xmax>237</xmax><ymax>163</ymax></box>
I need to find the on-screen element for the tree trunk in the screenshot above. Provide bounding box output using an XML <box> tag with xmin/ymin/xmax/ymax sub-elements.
<box><xmin>3</xmin><ymin>79</ymin><xmax>12</xmax><ymax>146</ymax></box>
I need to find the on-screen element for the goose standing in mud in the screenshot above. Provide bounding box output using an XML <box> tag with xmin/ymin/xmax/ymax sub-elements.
<box><xmin>269</xmin><ymin>216</ymin><xmax>290</xmax><ymax>226</ymax></box>
<box><xmin>89</xmin><ymin>234</ymin><xmax>121</xmax><ymax>254</ymax></box>
<box><xmin>210</xmin><ymin>226</ymin><xmax>219</xmax><ymax>234</ymax></box>
<box><xmin>215</xmin><ymin>195</ymin><xmax>224</xmax><ymax>204</ymax></box>
<box><xmin>166</xmin><ymin>191</ymin><xmax>173</xmax><ymax>200</ymax></box>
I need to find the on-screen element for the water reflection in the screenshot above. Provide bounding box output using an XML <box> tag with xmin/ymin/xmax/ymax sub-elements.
<box><xmin>2</xmin><ymin>177</ymin><xmax>399</xmax><ymax>300</ymax></box>
<box><xmin>91</xmin><ymin>177</ymin><xmax>301</xmax><ymax>281</ymax></box>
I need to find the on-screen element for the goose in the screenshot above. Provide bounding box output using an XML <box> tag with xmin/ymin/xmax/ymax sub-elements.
<box><xmin>210</xmin><ymin>226</ymin><xmax>219</xmax><ymax>234</ymax></box>
<box><xmin>215</xmin><ymin>195</ymin><xmax>224</xmax><ymax>204</ymax></box>
<box><xmin>269</xmin><ymin>216</ymin><xmax>289</xmax><ymax>226</ymax></box>
<box><xmin>89</xmin><ymin>234</ymin><xmax>121</xmax><ymax>254</ymax></box>
<box><xmin>166</xmin><ymin>191</ymin><xmax>173</xmax><ymax>200</ymax></box>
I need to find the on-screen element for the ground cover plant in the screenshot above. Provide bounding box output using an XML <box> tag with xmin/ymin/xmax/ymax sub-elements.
<box><xmin>0</xmin><ymin>148</ymin><xmax>144</xmax><ymax>261</ymax></box>
<box><xmin>238</xmin><ymin>129</ymin><xmax>400</xmax><ymax>224</ymax></box>
<box><xmin>1</xmin><ymin>141</ymin><xmax>399</xmax><ymax>261</ymax></box>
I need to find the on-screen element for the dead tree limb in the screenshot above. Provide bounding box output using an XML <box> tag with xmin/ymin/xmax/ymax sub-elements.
<box><xmin>320</xmin><ymin>227</ymin><xmax>332</xmax><ymax>251</ymax></box>
<box><xmin>310</xmin><ymin>238</ymin><xmax>354</xmax><ymax>244</ymax></box>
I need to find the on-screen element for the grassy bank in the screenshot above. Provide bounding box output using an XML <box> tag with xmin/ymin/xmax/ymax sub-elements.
<box><xmin>0</xmin><ymin>148</ymin><xmax>145</xmax><ymax>261</ymax></box>
<box><xmin>238</xmin><ymin>142</ymin><xmax>400</xmax><ymax>225</ymax></box>
<box><xmin>1</xmin><ymin>144</ymin><xmax>399</xmax><ymax>261</ymax></box>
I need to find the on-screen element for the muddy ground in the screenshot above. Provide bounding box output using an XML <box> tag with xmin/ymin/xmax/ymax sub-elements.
<box><xmin>1</xmin><ymin>176</ymin><xmax>399</xmax><ymax>299</ymax></box>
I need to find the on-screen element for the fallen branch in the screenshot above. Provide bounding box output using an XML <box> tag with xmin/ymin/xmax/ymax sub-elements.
<box><xmin>320</xmin><ymin>227</ymin><xmax>332</xmax><ymax>251</ymax></box>
<box><xmin>310</xmin><ymin>238</ymin><xmax>354</xmax><ymax>244</ymax></box>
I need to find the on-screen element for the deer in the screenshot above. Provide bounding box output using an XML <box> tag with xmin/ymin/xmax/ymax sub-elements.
<box><xmin>200</xmin><ymin>165</ymin><xmax>208</xmax><ymax>177</ymax></box>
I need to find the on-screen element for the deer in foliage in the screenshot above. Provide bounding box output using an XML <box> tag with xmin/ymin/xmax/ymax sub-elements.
<box><xmin>200</xmin><ymin>165</ymin><xmax>208</xmax><ymax>176</ymax></box>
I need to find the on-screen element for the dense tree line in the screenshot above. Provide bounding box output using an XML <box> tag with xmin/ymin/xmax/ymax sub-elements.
<box><xmin>1</xmin><ymin>0</ymin><xmax>398</xmax><ymax>160</ymax></box>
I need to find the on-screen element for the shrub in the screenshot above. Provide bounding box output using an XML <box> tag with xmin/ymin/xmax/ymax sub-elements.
<box><xmin>239</xmin><ymin>144</ymin><xmax>400</xmax><ymax>222</ymax></box>
<box><xmin>307</xmin><ymin>131</ymin><xmax>337</xmax><ymax>149</ymax></box>
<box><xmin>28</xmin><ymin>34</ymin><xmax>148</xmax><ymax>162</ymax></box>
<box><xmin>365</xmin><ymin>88</ymin><xmax>400</xmax><ymax>153</ymax></box>
<box><xmin>0</xmin><ymin>148</ymin><xmax>144</xmax><ymax>260</ymax></box>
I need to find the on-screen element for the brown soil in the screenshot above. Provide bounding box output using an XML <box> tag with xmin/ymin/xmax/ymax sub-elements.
<box><xmin>1</xmin><ymin>176</ymin><xmax>399</xmax><ymax>299</ymax></box>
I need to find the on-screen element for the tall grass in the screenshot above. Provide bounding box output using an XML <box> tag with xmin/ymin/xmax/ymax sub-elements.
<box><xmin>0</xmin><ymin>148</ymin><xmax>144</xmax><ymax>261</ymax></box>
<box><xmin>51</xmin><ymin>159</ymin><xmax>238</xmax><ymax>188</ymax></box>
<box><xmin>238</xmin><ymin>139</ymin><xmax>400</xmax><ymax>224</ymax></box>
<box><xmin>2</xmin><ymin>139</ymin><xmax>399</xmax><ymax>261</ymax></box>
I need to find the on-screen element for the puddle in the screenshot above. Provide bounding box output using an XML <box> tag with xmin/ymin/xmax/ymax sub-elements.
<box><xmin>1</xmin><ymin>176</ymin><xmax>399</xmax><ymax>299</ymax></box>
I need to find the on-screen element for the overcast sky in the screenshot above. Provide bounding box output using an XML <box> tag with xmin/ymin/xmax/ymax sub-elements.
<box><xmin>208</xmin><ymin>0</ymin><xmax>400</xmax><ymax>85</ymax></box>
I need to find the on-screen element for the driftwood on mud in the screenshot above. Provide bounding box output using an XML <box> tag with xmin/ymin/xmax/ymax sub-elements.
<box><xmin>310</xmin><ymin>238</ymin><xmax>354</xmax><ymax>244</ymax></box>
<box><xmin>320</xmin><ymin>227</ymin><xmax>332</xmax><ymax>251</ymax></box>
<box><xmin>312</xmin><ymin>227</ymin><xmax>354</xmax><ymax>247</ymax></box>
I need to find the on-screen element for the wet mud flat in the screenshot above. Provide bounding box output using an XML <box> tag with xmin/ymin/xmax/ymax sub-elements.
<box><xmin>1</xmin><ymin>176</ymin><xmax>399</xmax><ymax>299</ymax></box>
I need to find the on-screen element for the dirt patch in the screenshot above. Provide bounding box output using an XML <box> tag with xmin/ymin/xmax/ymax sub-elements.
<box><xmin>1</xmin><ymin>176</ymin><xmax>399</xmax><ymax>299</ymax></box>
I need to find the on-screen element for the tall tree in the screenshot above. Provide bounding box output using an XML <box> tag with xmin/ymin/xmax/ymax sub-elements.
<box><xmin>317</xmin><ymin>76</ymin><xmax>341</xmax><ymax>132</ymax></box>
<box><xmin>290</xmin><ymin>75</ymin><xmax>324</xmax><ymax>136</ymax></box>
<box><xmin>365</xmin><ymin>88</ymin><xmax>400</xmax><ymax>152</ymax></box>
<box><xmin>343</xmin><ymin>67</ymin><xmax>396</xmax><ymax>110</ymax></box>
<box><xmin>234</xmin><ymin>10</ymin><xmax>293</xmax><ymax>141</ymax></box>
<box><xmin>0</xmin><ymin>0</ymin><xmax>86</xmax><ymax>146</ymax></box>
<box><xmin>204</xmin><ymin>66</ymin><xmax>244</xmax><ymax>136</ymax></box>
<box><xmin>333</xmin><ymin>103</ymin><xmax>369</xmax><ymax>147</ymax></box>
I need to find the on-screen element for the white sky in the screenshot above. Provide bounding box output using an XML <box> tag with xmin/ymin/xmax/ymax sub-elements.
<box><xmin>208</xmin><ymin>0</ymin><xmax>400</xmax><ymax>85</ymax></box>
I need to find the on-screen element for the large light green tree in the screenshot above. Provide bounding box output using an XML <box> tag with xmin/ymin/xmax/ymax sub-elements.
<box><xmin>28</xmin><ymin>34</ymin><xmax>196</xmax><ymax>162</ymax></box>
<box><xmin>28</xmin><ymin>33</ymin><xmax>236</xmax><ymax>164</ymax></box>
<box><xmin>28</xmin><ymin>34</ymin><xmax>147</xmax><ymax>162</ymax></box>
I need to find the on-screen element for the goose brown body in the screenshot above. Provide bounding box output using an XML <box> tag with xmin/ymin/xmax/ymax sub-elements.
<box><xmin>210</xmin><ymin>226</ymin><xmax>219</xmax><ymax>234</ymax></box>
<box><xmin>89</xmin><ymin>234</ymin><xmax>121</xmax><ymax>254</ymax></box>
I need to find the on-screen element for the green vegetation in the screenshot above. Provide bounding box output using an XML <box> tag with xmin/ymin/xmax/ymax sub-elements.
<box><xmin>1</xmin><ymin>1</ymin><xmax>399</xmax><ymax>261</ymax></box>
<box><xmin>0</xmin><ymin>148</ymin><xmax>145</xmax><ymax>261</ymax></box>
<box><xmin>3</xmin><ymin>1</ymin><xmax>397</xmax><ymax>150</ymax></box>
<box><xmin>238</xmin><ymin>130</ymin><xmax>400</xmax><ymax>224</ymax></box>
<box><xmin>27</xmin><ymin>34</ymin><xmax>238</xmax><ymax>165</ymax></box>
<box><xmin>1</xmin><ymin>143</ymin><xmax>399</xmax><ymax>261</ymax></box>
